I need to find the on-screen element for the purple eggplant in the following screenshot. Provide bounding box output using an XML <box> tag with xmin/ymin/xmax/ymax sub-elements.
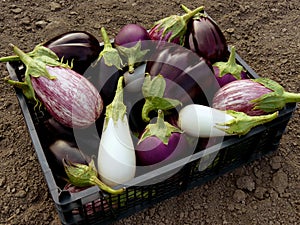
<box><xmin>48</xmin><ymin>140</ymin><xmax>124</xmax><ymax>195</ymax></box>
<box><xmin>0</xmin><ymin>31</ymin><xmax>101</xmax><ymax>75</ymax></box>
<box><xmin>146</xmin><ymin>42</ymin><xmax>219</xmax><ymax>106</ymax></box>
<box><xmin>127</xmin><ymin>43</ymin><xmax>219</xmax><ymax>134</ymax></box>
<box><xmin>213</xmin><ymin>46</ymin><xmax>248</xmax><ymax>87</ymax></box>
<box><xmin>149</xmin><ymin>5</ymin><xmax>204</xmax><ymax>45</ymax></box>
<box><xmin>114</xmin><ymin>23</ymin><xmax>151</xmax><ymax>48</ymax></box>
<box><xmin>212</xmin><ymin>78</ymin><xmax>300</xmax><ymax>116</ymax></box>
<box><xmin>114</xmin><ymin>23</ymin><xmax>151</xmax><ymax>73</ymax></box>
<box><xmin>84</xmin><ymin>27</ymin><xmax>121</xmax><ymax>106</ymax></box>
<box><xmin>44</xmin><ymin>31</ymin><xmax>101</xmax><ymax>74</ymax></box>
<box><xmin>182</xmin><ymin>4</ymin><xmax>228</xmax><ymax>64</ymax></box>
<box><xmin>135</xmin><ymin>110</ymin><xmax>187</xmax><ymax>166</ymax></box>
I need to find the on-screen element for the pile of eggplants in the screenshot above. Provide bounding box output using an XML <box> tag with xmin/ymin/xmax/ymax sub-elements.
<box><xmin>2</xmin><ymin>3</ymin><xmax>300</xmax><ymax>194</ymax></box>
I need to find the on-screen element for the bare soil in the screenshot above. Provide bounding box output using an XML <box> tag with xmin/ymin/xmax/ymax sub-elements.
<box><xmin>0</xmin><ymin>0</ymin><xmax>299</xmax><ymax>224</ymax></box>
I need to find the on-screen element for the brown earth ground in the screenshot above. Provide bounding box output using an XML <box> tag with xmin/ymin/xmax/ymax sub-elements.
<box><xmin>0</xmin><ymin>0</ymin><xmax>299</xmax><ymax>224</ymax></box>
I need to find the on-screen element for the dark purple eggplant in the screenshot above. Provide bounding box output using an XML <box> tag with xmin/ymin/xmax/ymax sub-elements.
<box><xmin>43</xmin><ymin>31</ymin><xmax>101</xmax><ymax>74</ymax></box>
<box><xmin>146</xmin><ymin>42</ymin><xmax>219</xmax><ymax>106</ymax></box>
<box><xmin>47</xmin><ymin>140</ymin><xmax>90</xmax><ymax>180</ymax></box>
<box><xmin>127</xmin><ymin>43</ymin><xmax>219</xmax><ymax>135</ymax></box>
<box><xmin>48</xmin><ymin>140</ymin><xmax>124</xmax><ymax>194</ymax></box>
<box><xmin>0</xmin><ymin>31</ymin><xmax>101</xmax><ymax>75</ymax></box>
<box><xmin>84</xmin><ymin>27</ymin><xmax>121</xmax><ymax>106</ymax></box>
<box><xmin>114</xmin><ymin>23</ymin><xmax>151</xmax><ymax>48</ymax></box>
<box><xmin>182</xmin><ymin>4</ymin><xmax>228</xmax><ymax>65</ymax></box>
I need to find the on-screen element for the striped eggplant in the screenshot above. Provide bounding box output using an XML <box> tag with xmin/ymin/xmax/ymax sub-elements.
<box><xmin>4</xmin><ymin>44</ymin><xmax>103</xmax><ymax>128</ymax></box>
<box><xmin>212</xmin><ymin>78</ymin><xmax>300</xmax><ymax>116</ymax></box>
<box><xmin>149</xmin><ymin>5</ymin><xmax>204</xmax><ymax>45</ymax></box>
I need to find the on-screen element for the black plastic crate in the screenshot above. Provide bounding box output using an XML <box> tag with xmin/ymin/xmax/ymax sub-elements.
<box><xmin>6</xmin><ymin>45</ymin><xmax>297</xmax><ymax>224</ymax></box>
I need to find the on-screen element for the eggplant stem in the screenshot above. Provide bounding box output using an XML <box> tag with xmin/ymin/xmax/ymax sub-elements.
<box><xmin>100</xmin><ymin>27</ymin><xmax>113</xmax><ymax>48</ymax></box>
<box><xmin>91</xmin><ymin>176</ymin><xmax>125</xmax><ymax>195</ymax></box>
<box><xmin>282</xmin><ymin>91</ymin><xmax>300</xmax><ymax>103</ymax></box>
<box><xmin>182</xmin><ymin>5</ymin><xmax>204</xmax><ymax>22</ymax></box>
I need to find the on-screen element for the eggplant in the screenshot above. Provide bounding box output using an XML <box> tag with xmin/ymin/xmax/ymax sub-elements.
<box><xmin>213</xmin><ymin>46</ymin><xmax>248</xmax><ymax>87</ymax></box>
<box><xmin>4</xmin><ymin>44</ymin><xmax>103</xmax><ymax>128</ymax></box>
<box><xmin>148</xmin><ymin>5</ymin><xmax>204</xmax><ymax>45</ymax></box>
<box><xmin>136</xmin><ymin>110</ymin><xmax>188</xmax><ymax>166</ymax></box>
<box><xmin>182</xmin><ymin>4</ymin><xmax>228</xmax><ymax>65</ymax></box>
<box><xmin>114</xmin><ymin>23</ymin><xmax>151</xmax><ymax>48</ymax></box>
<box><xmin>114</xmin><ymin>24</ymin><xmax>151</xmax><ymax>73</ymax></box>
<box><xmin>48</xmin><ymin>140</ymin><xmax>124</xmax><ymax>195</ymax></box>
<box><xmin>0</xmin><ymin>31</ymin><xmax>101</xmax><ymax>75</ymax></box>
<box><xmin>178</xmin><ymin>104</ymin><xmax>278</xmax><ymax>137</ymax></box>
<box><xmin>84</xmin><ymin>27</ymin><xmax>121</xmax><ymax>106</ymax></box>
<box><xmin>44</xmin><ymin>31</ymin><xmax>101</xmax><ymax>74</ymax></box>
<box><xmin>127</xmin><ymin>43</ymin><xmax>219</xmax><ymax>134</ymax></box>
<box><xmin>146</xmin><ymin>42</ymin><xmax>219</xmax><ymax>106</ymax></box>
<box><xmin>212</xmin><ymin>78</ymin><xmax>300</xmax><ymax>116</ymax></box>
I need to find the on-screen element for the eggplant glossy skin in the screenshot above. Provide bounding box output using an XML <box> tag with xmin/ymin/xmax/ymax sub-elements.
<box><xmin>185</xmin><ymin>16</ymin><xmax>228</xmax><ymax>65</ymax></box>
<box><xmin>146</xmin><ymin>43</ymin><xmax>219</xmax><ymax>106</ymax></box>
<box><xmin>48</xmin><ymin>140</ymin><xmax>90</xmax><ymax>180</ymax></box>
<box><xmin>44</xmin><ymin>31</ymin><xmax>101</xmax><ymax>74</ymax></box>
<box><xmin>136</xmin><ymin>132</ymin><xmax>187</xmax><ymax>166</ymax></box>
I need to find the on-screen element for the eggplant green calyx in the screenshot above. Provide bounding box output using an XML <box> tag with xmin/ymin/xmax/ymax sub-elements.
<box><xmin>153</xmin><ymin>5</ymin><xmax>204</xmax><ymax>45</ymax></box>
<box><xmin>116</xmin><ymin>40</ymin><xmax>149</xmax><ymax>74</ymax></box>
<box><xmin>63</xmin><ymin>158</ymin><xmax>125</xmax><ymax>195</ymax></box>
<box><xmin>180</xmin><ymin>4</ymin><xmax>207</xmax><ymax>20</ymax></box>
<box><xmin>96</xmin><ymin>27</ymin><xmax>123</xmax><ymax>70</ymax></box>
<box><xmin>141</xmin><ymin>74</ymin><xmax>182</xmax><ymax>122</ymax></box>
<box><xmin>212</xmin><ymin>46</ymin><xmax>246</xmax><ymax>79</ymax></box>
<box><xmin>4</xmin><ymin>44</ymin><xmax>71</xmax><ymax>108</ymax></box>
<box><xmin>251</xmin><ymin>77</ymin><xmax>300</xmax><ymax>112</ymax></box>
<box><xmin>139</xmin><ymin>109</ymin><xmax>182</xmax><ymax>145</ymax></box>
<box><xmin>104</xmin><ymin>76</ymin><xmax>127</xmax><ymax>129</ymax></box>
<box><xmin>216</xmin><ymin>110</ymin><xmax>278</xmax><ymax>136</ymax></box>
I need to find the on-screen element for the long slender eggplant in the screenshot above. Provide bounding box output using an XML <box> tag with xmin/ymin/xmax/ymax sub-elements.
<box><xmin>0</xmin><ymin>31</ymin><xmax>101</xmax><ymax>75</ymax></box>
<box><xmin>182</xmin><ymin>4</ymin><xmax>228</xmax><ymax>65</ymax></box>
<box><xmin>84</xmin><ymin>27</ymin><xmax>121</xmax><ymax>106</ymax></box>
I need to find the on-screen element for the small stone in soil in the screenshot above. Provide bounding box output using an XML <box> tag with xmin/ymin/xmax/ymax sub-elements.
<box><xmin>233</xmin><ymin>189</ymin><xmax>246</xmax><ymax>203</ymax></box>
<box><xmin>236</xmin><ymin>176</ymin><xmax>256</xmax><ymax>191</ymax></box>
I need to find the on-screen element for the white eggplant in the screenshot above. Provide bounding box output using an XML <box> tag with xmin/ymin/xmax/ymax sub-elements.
<box><xmin>97</xmin><ymin>76</ymin><xmax>136</xmax><ymax>187</ymax></box>
<box><xmin>178</xmin><ymin>104</ymin><xmax>279</xmax><ymax>137</ymax></box>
